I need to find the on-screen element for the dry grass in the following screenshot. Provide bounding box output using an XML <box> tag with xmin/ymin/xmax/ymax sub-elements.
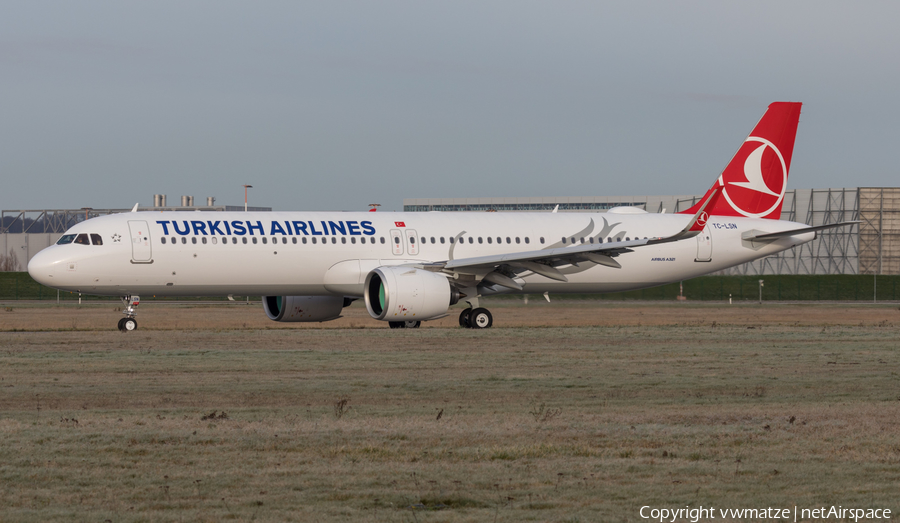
<box><xmin>1</xmin><ymin>302</ymin><xmax>899</xmax><ymax>521</ymax></box>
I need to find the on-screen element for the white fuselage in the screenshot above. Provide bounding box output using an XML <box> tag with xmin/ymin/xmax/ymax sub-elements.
<box><xmin>27</xmin><ymin>209</ymin><xmax>813</xmax><ymax>297</ymax></box>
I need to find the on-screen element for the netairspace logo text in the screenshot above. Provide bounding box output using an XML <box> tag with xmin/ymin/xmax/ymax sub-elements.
<box><xmin>640</xmin><ymin>505</ymin><xmax>892</xmax><ymax>522</ymax></box>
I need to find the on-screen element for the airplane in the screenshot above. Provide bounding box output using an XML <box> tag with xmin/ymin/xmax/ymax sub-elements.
<box><xmin>27</xmin><ymin>102</ymin><xmax>855</xmax><ymax>331</ymax></box>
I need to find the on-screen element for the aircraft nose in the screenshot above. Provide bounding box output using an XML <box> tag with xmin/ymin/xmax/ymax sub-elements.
<box><xmin>27</xmin><ymin>247</ymin><xmax>61</xmax><ymax>287</ymax></box>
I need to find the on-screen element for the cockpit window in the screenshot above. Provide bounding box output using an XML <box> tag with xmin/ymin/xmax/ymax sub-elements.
<box><xmin>74</xmin><ymin>234</ymin><xmax>90</xmax><ymax>245</ymax></box>
<box><xmin>90</xmin><ymin>234</ymin><xmax>103</xmax><ymax>246</ymax></box>
<box><xmin>57</xmin><ymin>234</ymin><xmax>76</xmax><ymax>245</ymax></box>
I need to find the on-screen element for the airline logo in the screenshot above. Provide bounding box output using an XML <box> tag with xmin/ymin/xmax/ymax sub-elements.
<box><xmin>395</xmin><ymin>221</ymin><xmax>406</xmax><ymax>227</ymax></box>
<box><xmin>719</xmin><ymin>136</ymin><xmax>787</xmax><ymax>218</ymax></box>
<box><xmin>156</xmin><ymin>219</ymin><xmax>377</xmax><ymax>236</ymax></box>
<box><xmin>697</xmin><ymin>211</ymin><xmax>709</xmax><ymax>228</ymax></box>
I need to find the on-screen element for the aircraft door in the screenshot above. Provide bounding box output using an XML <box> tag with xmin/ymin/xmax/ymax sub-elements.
<box><xmin>390</xmin><ymin>229</ymin><xmax>404</xmax><ymax>255</ymax></box>
<box><xmin>405</xmin><ymin>229</ymin><xmax>419</xmax><ymax>256</ymax></box>
<box><xmin>128</xmin><ymin>220</ymin><xmax>153</xmax><ymax>262</ymax></box>
<box><xmin>695</xmin><ymin>228</ymin><xmax>712</xmax><ymax>262</ymax></box>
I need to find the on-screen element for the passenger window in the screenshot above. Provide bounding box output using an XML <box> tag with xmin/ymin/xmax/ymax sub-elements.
<box><xmin>242</xmin><ymin>237</ymin><xmax>248</xmax><ymax>244</ymax></box>
<box><xmin>252</xmin><ymin>238</ymin><xmax>258</xmax><ymax>244</ymax></box>
<box><xmin>496</xmin><ymin>237</ymin><xmax>501</xmax><ymax>244</ymax></box>
<box><xmin>281</xmin><ymin>237</ymin><xmax>286</xmax><ymax>244</ymax></box>
<box><xmin>608</xmin><ymin>237</ymin><xmax>612</xmax><ymax>243</ymax></box>
<box><xmin>301</xmin><ymin>237</ymin><xmax>307</xmax><ymax>244</ymax></box>
<box><xmin>262</xmin><ymin>237</ymin><xmax>268</xmax><ymax>244</ymax></box>
<box><xmin>440</xmin><ymin>237</ymin><xmax>445</xmax><ymax>244</ymax></box>
<box><xmin>161</xmin><ymin>237</ymin><xmax>167</xmax><ymax>244</ymax></box>
<box><xmin>589</xmin><ymin>237</ymin><xmax>594</xmax><ymax>244</ymax></box>
<box><xmin>232</xmin><ymin>237</ymin><xmax>237</xmax><ymax>244</ymax></box>
<box><xmin>182</xmin><ymin>237</ymin><xmax>187</xmax><ymax>244</ymax></box>
<box><xmin>478</xmin><ymin>237</ymin><xmax>483</xmax><ymax>244</ymax></box>
<box><xmin>525</xmin><ymin>237</ymin><xmax>530</xmax><ymax>244</ymax></box>
<box><xmin>351</xmin><ymin>237</ymin><xmax>356</xmax><ymax>244</ymax></box>
<box><xmin>212</xmin><ymin>237</ymin><xmax>218</xmax><ymax>245</ymax></box>
<box><xmin>540</xmin><ymin>237</ymin><xmax>545</xmax><ymax>244</ymax></box>
<box><xmin>312</xmin><ymin>237</ymin><xmax>317</xmax><ymax>244</ymax></box>
<box><xmin>431</xmin><ymin>237</ymin><xmax>436</xmax><ymax>244</ymax></box>
<box><xmin>506</xmin><ymin>237</ymin><xmax>511</xmax><ymax>244</ymax></box>
<box><xmin>616</xmin><ymin>237</ymin><xmax>621</xmax><ymax>242</ymax></box>
<box><xmin>380</xmin><ymin>237</ymin><xmax>385</xmax><ymax>244</ymax></box>
<box><xmin>91</xmin><ymin>234</ymin><xmax>103</xmax><ymax>245</ymax></box>
<box><xmin>331</xmin><ymin>237</ymin><xmax>336</xmax><ymax>244</ymax></box>
<box><xmin>292</xmin><ymin>237</ymin><xmax>297</xmax><ymax>244</ymax></box>
<box><xmin>487</xmin><ymin>237</ymin><xmax>492</xmax><ymax>244</ymax></box>
<box><xmin>342</xmin><ymin>237</ymin><xmax>347</xmax><ymax>244</ymax></box>
<box><xmin>468</xmin><ymin>237</ymin><xmax>474</xmax><ymax>244</ymax></box>
<box><xmin>449</xmin><ymin>237</ymin><xmax>454</xmax><ymax>244</ymax></box>
<box><xmin>516</xmin><ymin>237</ymin><xmax>520</xmax><ymax>244</ymax></box>
<box><xmin>201</xmin><ymin>237</ymin><xmax>207</xmax><ymax>244</ymax></box>
<box><xmin>561</xmin><ymin>237</ymin><xmax>566</xmax><ymax>244</ymax></box>
<box><xmin>571</xmin><ymin>237</ymin><xmax>575</xmax><ymax>244</ymax></box>
<box><xmin>192</xmin><ymin>237</ymin><xmax>197</xmax><ymax>244</ymax></box>
<box><xmin>74</xmin><ymin>234</ymin><xmax>90</xmax><ymax>245</ymax></box>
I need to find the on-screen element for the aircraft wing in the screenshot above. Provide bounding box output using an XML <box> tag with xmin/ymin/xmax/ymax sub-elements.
<box><xmin>443</xmin><ymin>237</ymin><xmax>647</xmax><ymax>274</ymax></box>
<box><xmin>435</xmin><ymin>187</ymin><xmax>721</xmax><ymax>287</ymax></box>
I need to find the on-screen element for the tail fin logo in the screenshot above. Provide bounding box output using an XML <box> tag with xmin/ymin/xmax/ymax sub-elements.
<box><xmin>697</xmin><ymin>211</ymin><xmax>709</xmax><ymax>227</ymax></box>
<box><xmin>720</xmin><ymin>136</ymin><xmax>787</xmax><ymax>218</ymax></box>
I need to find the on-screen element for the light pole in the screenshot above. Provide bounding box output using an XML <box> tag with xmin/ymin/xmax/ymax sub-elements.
<box><xmin>242</xmin><ymin>185</ymin><xmax>253</xmax><ymax>212</ymax></box>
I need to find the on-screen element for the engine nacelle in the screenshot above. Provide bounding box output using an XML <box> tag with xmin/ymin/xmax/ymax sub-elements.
<box><xmin>263</xmin><ymin>295</ymin><xmax>346</xmax><ymax>322</ymax></box>
<box><xmin>364</xmin><ymin>267</ymin><xmax>459</xmax><ymax>322</ymax></box>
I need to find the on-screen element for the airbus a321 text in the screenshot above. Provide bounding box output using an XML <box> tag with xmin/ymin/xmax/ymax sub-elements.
<box><xmin>28</xmin><ymin>102</ymin><xmax>854</xmax><ymax>331</ymax></box>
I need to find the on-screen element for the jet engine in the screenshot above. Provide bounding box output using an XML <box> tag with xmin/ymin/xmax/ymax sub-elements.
<box><xmin>263</xmin><ymin>295</ymin><xmax>348</xmax><ymax>322</ymax></box>
<box><xmin>364</xmin><ymin>266</ymin><xmax>460</xmax><ymax>322</ymax></box>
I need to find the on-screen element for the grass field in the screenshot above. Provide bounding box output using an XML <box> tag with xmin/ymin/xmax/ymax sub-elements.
<box><xmin>1</xmin><ymin>302</ymin><xmax>899</xmax><ymax>522</ymax></box>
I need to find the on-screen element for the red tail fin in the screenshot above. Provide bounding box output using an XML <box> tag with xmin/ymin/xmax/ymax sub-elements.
<box><xmin>680</xmin><ymin>102</ymin><xmax>802</xmax><ymax>219</ymax></box>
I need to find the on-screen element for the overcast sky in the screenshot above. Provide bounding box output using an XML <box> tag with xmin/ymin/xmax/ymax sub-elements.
<box><xmin>2</xmin><ymin>1</ymin><xmax>898</xmax><ymax>212</ymax></box>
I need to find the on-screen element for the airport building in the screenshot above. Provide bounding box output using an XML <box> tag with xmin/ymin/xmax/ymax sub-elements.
<box><xmin>3</xmin><ymin>189</ymin><xmax>899</xmax><ymax>276</ymax></box>
<box><xmin>404</xmin><ymin>188</ymin><xmax>900</xmax><ymax>276</ymax></box>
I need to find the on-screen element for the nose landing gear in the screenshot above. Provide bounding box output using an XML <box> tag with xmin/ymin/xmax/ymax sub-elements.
<box><xmin>118</xmin><ymin>295</ymin><xmax>140</xmax><ymax>332</ymax></box>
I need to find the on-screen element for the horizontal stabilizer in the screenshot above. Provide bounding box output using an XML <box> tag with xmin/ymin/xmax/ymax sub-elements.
<box><xmin>742</xmin><ymin>221</ymin><xmax>858</xmax><ymax>242</ymax></box>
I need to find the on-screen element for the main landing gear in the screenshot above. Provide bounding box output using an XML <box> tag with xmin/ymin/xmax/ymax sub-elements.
<box><xmin>389</xmin><ymin>321</ymin><xmax>421</xmax><ymax>329</ymax></box>
<box><xmin>118</xmin><ymin>295</ymin><xmax>140</xmax><ymax>332</ymax></box>
<box><xmin>459</xmin><ymin>307</ymin><xmax>493</xmax><ymax>329</ymax></box>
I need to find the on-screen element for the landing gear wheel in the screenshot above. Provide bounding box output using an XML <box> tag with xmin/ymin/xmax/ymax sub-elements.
<box><xmin>388</xmin><ymin>321</ymin><xmax>405</xmax><ymax>329</ymax></box>
<box><xmin>469</xmin><ymin>308</ymin><xmax>492</xmax><ymax>329</ymax></box>
<box><xmin>458</xmin><ymin>309</ymin><xmax>471</xmax><ymax>328</ymax></box>
<box><xmin>403</xmin><ymin>321</ymin><xmax>421</xmax><ymax>329</ymax></box>
<box><xmin>118</xmin><ymin>295</ymin><xmax>141</xmax><ymax>332</ymax></box>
